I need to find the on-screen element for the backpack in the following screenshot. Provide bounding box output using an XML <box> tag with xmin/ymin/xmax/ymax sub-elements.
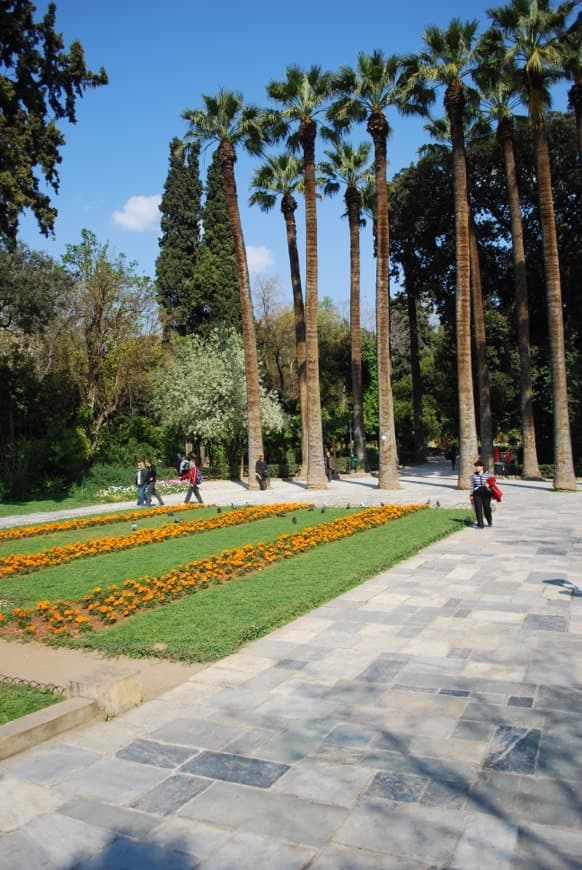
<box><xmin>195</xmin><ymin>467</ymin><xmax>203</xmax><ymax>486</ymax></box>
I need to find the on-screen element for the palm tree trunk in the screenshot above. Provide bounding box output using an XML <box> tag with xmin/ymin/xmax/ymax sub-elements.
<box><xmin>533</xmin><ymin>125</ymin><xmax>576</xmax><ymax>490</ymax></box>
<box><xmin>218</xmin><ymin>142</ymin><xmax>263</xmax><ymax>489</ymax></box>
<box><xmin>281</xmin><ymin>193</ymin><xmax>308</xmax><ymax>478</ymax></box>
<box><xmin>469</xmin><ymin>212</ymin><xmax>494</xmax><ymax>472</ymax></box>
<box><xmin>302</xmin><ymin>121</ymin><xmax>327</xmax><ymax>488</ymax></box>
<box><xmin>445</xmin><ymin>83</ymin><xmax>478</xmax><ymax>489</ymax></box>
<box><xmin>368</xmin><ymin>111</ymin><xmax>399</xmax><ymax>489</ymax></box>
<box><xmin>403</xmin><ymin>257</ymin><xmax>426</xmax><ymax>463</ymax></box>
<box><xmin>346</xmin><ymin>185</ymin><xmax>368</xmax><ymax>469</ymax></box>
<box><xmin>568</xmin><ymin>80</ymin><xmax>582</xmax><ymax>160</ymax></box>
<box><xmin>498</xmin><ymin>118</ymin><xmax>541</xmax><ymax>479</ymax></box>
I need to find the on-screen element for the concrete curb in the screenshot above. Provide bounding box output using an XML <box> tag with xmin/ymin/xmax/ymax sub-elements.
<box><xmin>0</xmin><ymin>697</ymin><xmax>98</xmax><ymax>760</ymax></box>
<box><xmin>1</xmin><ymin>668</ymin><xmax>143</xmax><ymax>760</ymax></box>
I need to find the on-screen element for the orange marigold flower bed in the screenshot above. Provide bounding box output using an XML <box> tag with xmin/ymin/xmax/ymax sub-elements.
<box><xmin>0</xmin><ymin>503</ymin><xmax>205</xmax><ymax>542</ymax></box>
<box><xmin>0</xmin><ymin>503</ymin><xmax>426</xmax><ymax>641</ymax></box>
<box><xmin>0</xmin><ymin>504</ymin><xmax>310</xmax><ymax>579</ymax></box>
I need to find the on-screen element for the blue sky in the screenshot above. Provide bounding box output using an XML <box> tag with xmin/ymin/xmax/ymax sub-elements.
<box><xmin>19</xmin><ymin>0</ymin><xmax>572</xmax><ymax>325</ymax></box>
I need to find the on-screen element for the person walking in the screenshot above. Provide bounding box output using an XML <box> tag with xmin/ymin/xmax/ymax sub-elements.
<box><xmin>181</xmin><ymin>459</ymin><xmax>203</xmax><ymax>504</ymax></box>
<box><xmin>470</xmin><ymin>458</ymin><xmax>493</xmax><ymax>528</ymax></box>
<box><xmin>325</xmin><ymin>450</ymin><xmax>336</xmax><ymax>482</ymax></box>
<box><xmin>135</xmin><ymin>461</ymin><xmax>147</xmax><ymax>506</ymax></box>
<box><xmin>255</xmin><ymin>453</ymin><xmax>270</xmax><ymax>491</ymax></box>
<box><xmin>144</xmin><ymin>458</ymin><xmax>164</xmax><ymax>506</ymax></box>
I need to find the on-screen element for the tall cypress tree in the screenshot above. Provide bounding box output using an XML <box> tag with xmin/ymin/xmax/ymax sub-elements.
<box><xmin>192</xmin><ymin>150</ymin><xmax>242</xmax><ymax>334</ymax></box>
<box><xmin>156</xmin><ymin>138</ymin><xmax>203</xmax><ymax>336</ymax></box>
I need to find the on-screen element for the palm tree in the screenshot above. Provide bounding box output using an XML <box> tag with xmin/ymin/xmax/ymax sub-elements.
<box><xmin>424</xmin><ymin>112</ymin><xmax>495</xmax><ymax>473</ymax></box>
<box><xmin>407</xmin><ymin>21</ymin><xmax>480</xmax><ymax>488</ymax></box>
<box><xmin>487</xmin><ymin>0</ymin><xmax>577</xmax><ymax>490</ymax></box>
<box><xmin>249</xmin><ymin>153</ymin><xmax>308</xmax><ymax>477</ymax></box>
<box><xmin>267</xmin><ymin>66</ymin><xmax>333</xmax><ymax>488</ymax></box>
<box><xmin>182</xmin><ymin>90</ymin><xmax>264</xmax><ymax>488</ymax></box>
<box><xmin>474</xmin><ymin>49</ymin><xmax>542</xmax><ymax>478</ymax></box>
<box><xmin>563</xmin><ymin>11</ymin><xmax>582</xmax><ymax>158</ymax></box>
<box><xmin>329</xmin><ymin>51</ymin><xmax>413</xmax><ymax>489</ymax></box>
<box><xmin>319</xmin><ymin>138</ymin><xmax>373</xmax><ymax>469</ymax></box>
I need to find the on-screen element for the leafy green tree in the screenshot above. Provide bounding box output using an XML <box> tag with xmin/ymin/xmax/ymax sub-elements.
<box><xmin>191</xmin><ymin>150</ymin><xmax>241</xmax><ymax>333</ymax></box>
<box><xmin>267</xmin><ymin>65</ymin><xmax>334</xmax><ymax>488</ymax></box>
<box><xmin>62</xmin><ymin>230</ymin><xmax>160</xmax><ymax>457</ymax></box>
<box><xmin>156</xmin><ymin>139</ymin><xmax>203</xmax><ymax>337</ymax></box>
<box><xmin>487</xmin><ymin>0</ymin><xmax>577</xmax><ymax>489</ymax></box>
<box><xmin>320</xmin><ymin>138</ymin><xmax>373</xmax><ymax>469</ymax></box>
<box><xmin>0</xmin><ymin>244</ymin><xmax>72</xmax><ymax>334</ymax></box>
<box><xmin>183</xmin><ymin>90</ymin><xmax>266</xmax><ymax>488</ymax></box>
<box><xmin>0</xmin><ymin>0</ymin><xmax>107</xmax><ymax>244</ymax></box>
<box><xmin>154</xmin><ymin>328</ymin><xmax>285</xmax><ymax>477</ymax></box>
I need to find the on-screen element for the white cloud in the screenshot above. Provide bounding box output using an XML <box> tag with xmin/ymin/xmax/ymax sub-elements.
<box><xmin>112</xmin><ymin>194</ymin><xmax>162</xmax><ymax>231</ymax></box>
<box><xmin>246</xmin><ymin>245</ymin><xmax>274</xmax><ymax>275</ymax></box>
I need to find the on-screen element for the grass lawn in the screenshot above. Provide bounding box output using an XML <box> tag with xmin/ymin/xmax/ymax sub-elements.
<box><xmin>0</xmin><ymin>682</ymin><xmax>62</xmax><ymax>725</ymax></box>
<box><xmin>0</xmin><ymin>508</ymin><xmax>345</xmax><ymax>608</ymax></box>
<box><xmin>0</xmin><ymin>496</ymin><xmax>97</xmax><ymax>518</ymax></box>
<box><xmin>64</xmin><ymin>508</ymin><xmax>471</xmax><ymax>661</ymax></box>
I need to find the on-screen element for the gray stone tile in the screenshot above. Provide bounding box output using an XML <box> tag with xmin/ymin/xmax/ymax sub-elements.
<box><xmin>117</xmin><ymin>739</ymin><xmax>197</xmax><ymax>768</ymax></box>
<box><xmin>180</xmin><ymin>780</ymin><xmax>348</xmax><ymax>847</ymax></box>
<box><xmin>148</xmin><ymin>816</ymin><xmax>232</xmax><ymax>862</ymax></box>
<box><xmin>484</xmin><ymin>726</ymin><xmax>542</xmax><ymax>774</ymax></box>
<box><xmin>0</xmin><ymin>743</ymin><xmax>100</xmax><ymax>786</ymax></box>
<box><xmin>421</xmin><ymin>777</ymin><xmax>469</xmax><ymax>809</ymax></box>
<box><xmin>508</xmin><ymin>695</ymin><xmax>534</xmax><ymax>708</ymax></box>
<box><xmin>366</xmin><ymin>771</ymin><xmax>427</xmax><ymax>803</ymax></box>
<box><xmin>453</xmin><ymin>814</ymin><xmax>518</xmax><ymax>869</ymax></box>
<box><xmin>0</xmin><ymin>812</ymin><xmax>114</xmax><ymax>869</ymax></box>
<box><xmin>513</xmin><ymin>821</ymin><xmax>582</xmax><ymax>869</ymax></box>
<box><xmin>57</xmin><ymin>755</ymin><xmax>168</xmax><ymax>803</ymax></box>
<box><xmin>453</xmin><ymin>719</ymin><xmax>495</xmax><ymax>742</ymax></box>
<box><xmin>180</xmin><ymin>750</ymin><xmax>289</xmax><ymax>788</ymax></box>
<box><xmin>272</xmin><ymin>757</ymin><xmax>373</xmax><ymax>807</ymax></box>
<box><xmin>323</xmin><ymin>723</ymin><xmax>378</xmax><ymax>748</ymax></box>
<box><xmin>131</xmin><ymin>774</ymin><xmax>211</xmax><ymax>816</ymax></box>
<box><xmin>200</xmin><ymin>830</ymin><xmax>314</xmax><ymax>869</ymax></box>
<box><xmin>334</xmin><ymin>798</ymin><xmax>463</xmax><ymax>865</ymax></box>
<box><xmin>151</xmin><ymin>718</ymin><xmax>247</xmax><ymax>749</ymax></box>
<box><xmin>523</xmin><ymin>614</ymin><xmax>568</xmax><ymax>632</ymax></box>
<box><xmin>310</xmin><ymin>842</ymin><xmax>420</xmax><ymax>869</ymax></box>
<box><xmin>356</xmin><ymin>654</ymin><xmax>408</xmax><ymax>683</ymax></box>
<box><xmin>536</xmin><ymin>686</ymin><xmax>582</xmax><ymax>713</ymax></box>
<box><xmin>76</xmin><ymin>835</ymin><xmax>195</xmax><ymax>869</ymax></box>
<box><xmin>59</xmin><ymin>797</ymin><xmax>160</xmax><ymax>839</ymax></box>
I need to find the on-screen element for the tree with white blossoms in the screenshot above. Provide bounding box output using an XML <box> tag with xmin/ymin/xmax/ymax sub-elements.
<box><xmin>154</xmin><ymin>327</ymin><xmax>285</xmax><ymax>476</ymax></box>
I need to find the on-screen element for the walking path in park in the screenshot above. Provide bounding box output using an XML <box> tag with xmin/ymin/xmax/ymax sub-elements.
<box><xmin>0</xmin><ymin>462</ymin><xmax>581</xmax><ymax>868</ymax></box>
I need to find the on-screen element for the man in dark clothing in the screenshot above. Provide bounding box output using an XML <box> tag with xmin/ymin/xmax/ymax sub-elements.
<box><xmin>255</xmin><ymin>454</ymin><xmax>269</xmax><ymax>490</ymax></box>
<box><xmin>470</xmin><ymin>459</ymin><xmax>492</xmax><ymax>528</ymax></box>
<box><xmin>144</xmin><ymin>458</ymin><xmax>164</xmax><ymax>506</ymax></box>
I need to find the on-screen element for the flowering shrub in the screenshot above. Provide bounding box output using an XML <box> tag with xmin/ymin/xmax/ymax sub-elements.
<box><xmin>0</xmin><ymin>504</ymin><xmax>310</xmax><ymax>578</ymax></box>
<box><xmin>0</xmin><ymin>503</ymin><xmax>426</xmax><ymax>640</ymax></box>
<box><xmin>96</xmin><ymin>479</ymin><xmax>186</xmax><ymax>501</ymax></box>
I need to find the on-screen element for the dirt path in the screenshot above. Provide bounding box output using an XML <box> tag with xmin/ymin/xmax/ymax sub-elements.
<box><xmin>0</xmin><ymin>638</ymin><xmax>205</xmax><ymax>701</ymax></box>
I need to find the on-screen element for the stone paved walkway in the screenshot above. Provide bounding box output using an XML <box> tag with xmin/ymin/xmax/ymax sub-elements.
<box><xmin>1</xmin><ymin>464</ymin><xmax>581</xmax><ymax>868</ymax></box>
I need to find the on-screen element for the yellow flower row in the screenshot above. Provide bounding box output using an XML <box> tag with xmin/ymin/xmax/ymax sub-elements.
<box><xmin>0</xmin><ymin>503</ymin><xmax>204</xmax><ymax>542</ymax></box>
<box><xmin>0</xmin><ymin>504</ymin><xmax>310</xmax><ymax>579</ymax></box>
<box><xmin>0</xmin><ymin>503</ymin><xmax>426</xmax><ymax>639</ymax></box>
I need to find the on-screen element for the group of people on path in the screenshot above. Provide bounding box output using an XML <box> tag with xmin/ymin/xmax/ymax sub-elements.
<box><xmin>135</xmin><ymin>459</ymin><xmax>164</xmax><ymax>507</ymax></box>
